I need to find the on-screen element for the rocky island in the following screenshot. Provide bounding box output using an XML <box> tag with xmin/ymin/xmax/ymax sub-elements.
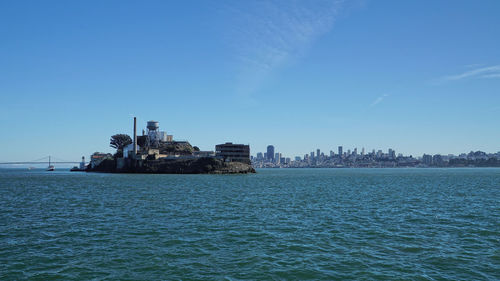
<box><xmin>87</xmin><ymin>118</ymin><xmax>255</xmax><ymax>174</ymax></box>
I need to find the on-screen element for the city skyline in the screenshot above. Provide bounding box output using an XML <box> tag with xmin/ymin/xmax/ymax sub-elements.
<box><xmin>1</xmin><ymin>1</ymin><xmax>499</xmax><ymax>162</ymax></box>
<box><xmin>252</xmin><ymin>144</ymin><xmax>500</xmax><ymax>168</ymax></box>
<box><xmin>253</xmin><ymin>144</ymin><xmax>500</xmax><ymax>161</ymax></box>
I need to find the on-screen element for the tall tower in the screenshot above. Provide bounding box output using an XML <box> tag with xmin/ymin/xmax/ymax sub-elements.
<box><xmin>80</xmin><ymin>156</ymin><xmax>85</xmax><ymax>170</ymax></box>
<box><xmin>147</xmin><ymin>120</ymin><xmax>160</xmax><ymax>148</ymax></box>
<box><xmin>133</xmin><ymin>117</ymin><xmax>137</xmax><ymax>155</ymax></box>
<box><xmin>267</xmin><ymin>145</ymin><xmax>275</xmax><ymax>161</ymax></box>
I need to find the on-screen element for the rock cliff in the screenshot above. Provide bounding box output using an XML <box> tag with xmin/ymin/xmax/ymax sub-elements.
<box><xmin>88</xmin><ymin>157</ymin><xmax>255</xmax><ymax>174</ymax></box>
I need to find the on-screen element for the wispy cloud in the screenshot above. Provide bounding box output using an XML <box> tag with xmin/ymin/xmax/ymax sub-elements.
<box><xmin>225</xmin><ymin>0</ymin><xmax>344</xmax><ymax>102</ymax></box>
<box><xmin>370</xmin><ymin>94</ymin><xmax>388</xmax><ymax>107</ymax></box>
<box><xmin>442</xmin><ymin>65</ymin><xmax>500</xmax><ymax>81</ymax></box>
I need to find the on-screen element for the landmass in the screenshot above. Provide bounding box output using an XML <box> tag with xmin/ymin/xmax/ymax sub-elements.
<box><xmin>87</xmin><ymin>118</ymin><xmax>255</xmax><ymax>174</ymax></box>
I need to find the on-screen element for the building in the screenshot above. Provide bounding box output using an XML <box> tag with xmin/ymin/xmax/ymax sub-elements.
<box><xmin>267</xmin><ymin>145</ymin><xmax>275</xmax><ymax>161</ymax></box>
<box><xmin>256</xmin><ymin>152</ymin><xmax>264</xmax><ymax>161</ymax></box>
<box><xmin>275</xmin><ymin>153</ymin><xmax>281</xmax><ymax>164</ymax></box>
<box><xmin>433</xmin><ymin>154</ymin><xmax>443</xmax><ymax>166</ymax></box>
<box><xmin>388</xmin><ymin>148</ymin><xmax>396</xmax><ymax>159</ymax></box>
<box><xmin>90</xmin><ymin>152</ymin><xmax>113</xmax><ymax>168</ymax></box>
<box><xmin>338</xmin><ymin>146</ymin><xmax>343</xmax><ymax>157</ymax></box>
<box><xmin>216</xmin><ymin>142</ymin><xmax>250</xmax><ymax>163</ymax></box>
<box><xmin>422</xmin><ymin>154</ymin><xmax>433</xmax><ymax>166</ymax></box>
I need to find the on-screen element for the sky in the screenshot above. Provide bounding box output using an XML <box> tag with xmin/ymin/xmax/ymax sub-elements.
<box><xmin>1</xmin><ymin>0</ymin><xmax>499</xmax><ymax>162</ymax></box>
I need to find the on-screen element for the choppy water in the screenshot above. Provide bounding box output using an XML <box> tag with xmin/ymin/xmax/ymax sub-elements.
<box><xmin>1</xmin><ymin>168</ymin><xmax>499</xmax><ymax>280</ymax></box>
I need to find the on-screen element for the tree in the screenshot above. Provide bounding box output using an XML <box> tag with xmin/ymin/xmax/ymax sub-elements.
<box><xmin>110</xmin><ymin>134</ymin><xmax>132</xmax><ymax>150</ymax></box>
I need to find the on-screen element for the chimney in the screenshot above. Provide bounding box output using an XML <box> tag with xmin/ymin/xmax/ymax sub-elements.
<box><xmin>133</xmin><ymin>117</ymin><xmax>137</xmax><ymax>156</ymax></box>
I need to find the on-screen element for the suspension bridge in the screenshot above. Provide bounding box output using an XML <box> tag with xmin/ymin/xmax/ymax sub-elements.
<box><xmin>0</xmin><ymin>156</ymin><xmax>86</xmax><ymax>165</ymax></box>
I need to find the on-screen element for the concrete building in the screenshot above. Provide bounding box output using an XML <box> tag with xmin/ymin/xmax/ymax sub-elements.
<box><xmin>216</xmin><ymin>142</ymin><xmax>250</xmax><ymax>163</ymax></box>
<box><xmin>338</xmin><ymin>146</ymin><xmax>343</xmax><ymax>157</ymax></box>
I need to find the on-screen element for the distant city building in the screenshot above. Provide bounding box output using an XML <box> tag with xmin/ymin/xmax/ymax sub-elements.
<box><xmin>317</xmin><ymin>149</ymin><xmax>320</xmax><ymax>159</ymax></box>
<box><xmin>338</xmin><ymin>146</ymin><xmax>343</xmax><ymax>157</ymax></box>
<box><xmin>267</xmin><ymin>145</ymin><xmax>275</xmax><ymax>161</ymax></box>
<box><xmin>433</xmin><ymin>154</ymin><xmax>443</xmax><ymax>166</ymax></box>
<box><xmin>330</xmin><ymin>150</ymin><xmax>334</xmax><ymax>157</ymax></box>
<box><xmin>353</xmin><ymin>148</ymin><xmax>358</xmax><ymax>156</ymax></box>
<box><xmin>295</xmin><ymin>156</ymin><xmax>301</xmax><ymax>161</ymax></box>
<box><xmin>256</xmin><ymin>152</ymin><xmax>264</xmax><ymax>161</ymax></box>
<box><xmin>361</xmin><ymin>147</ymin><xmax>365</xmax><ymax>156</ymax></box>
<box><xmin>422</xmin><ymin>154</ymin><xmax>433</xmax><ymax>165</ymax></box>
<box><xmin>388</xmin><ymin>148</ymin><xmax>396</xmax><ymax>159</ymax></box>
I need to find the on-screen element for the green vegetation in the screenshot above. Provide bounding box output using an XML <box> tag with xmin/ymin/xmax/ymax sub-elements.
<box><xmin>110</xmin><ymin>134</ymin><xmax>132</xmax><ymax>150</ymax></box>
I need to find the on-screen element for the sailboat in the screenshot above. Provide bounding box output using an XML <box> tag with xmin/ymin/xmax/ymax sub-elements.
<box><xmin>47</xmin><ymin>156</ymin><xmax>55</xmax><ymax>171</ymax></box>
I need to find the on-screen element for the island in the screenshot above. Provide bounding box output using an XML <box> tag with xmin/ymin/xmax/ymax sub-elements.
<box><xmin>87</xmin><ymin>118</ymin><xmax>255</xmax><ymax>174</ymax></box>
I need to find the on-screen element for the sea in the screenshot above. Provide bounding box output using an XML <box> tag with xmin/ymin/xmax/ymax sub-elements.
<box><xmin>0</xmin><ymin>168</ymin><xmax>499</xmax><ymax>280</ymax></box>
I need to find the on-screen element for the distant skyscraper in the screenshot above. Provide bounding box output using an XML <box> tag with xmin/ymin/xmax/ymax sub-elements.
<box><xmin>275</xmin><ymin>153</ymin><xmax>281</xmax><ymax>164</ymax></box>
<box><xmin>353</xmin><ymin>148</ymin><xmax>358</xmax><ymax>156</ymax></box>
<box><xmin>338</xmin><ymin>146</ymin><xmax>343</xmax><ymax>157</ymax></box>
<box><xmin>330</xmin><ymin>150</ymin><xmax>334</xmax><ymax>157</ymax></box>
<box><xmin>317</xmin><ymin>149</ymin><xmax>320</xmax><ymax>159</ymax></box>
<box><xmin>256</xmin><ymin>152</ymin><xmax>263</xmax><ymax>160</ymax></box>
<box><xmin>310</xmin><ymin>151</ymin><xmax>315</xmax><ymax>159</ymax></box>
<box><xmin>388</xmin><ymin>148</ymin><xmax>396</xmax><ymax>159</ymax></box>
<box><xmin>267</xmin><ymin>145</ymin><xmax>275</xmax><ymax>161</ymax></box>
<box><xmin>361</xmin><ymin>147</ymin><xmax>365</xmax><ymax>156</ymax></box>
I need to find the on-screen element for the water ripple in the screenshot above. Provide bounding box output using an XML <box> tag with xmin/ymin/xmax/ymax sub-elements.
<box><xmin>0</xmin><ymin>168</ymin><xmax>499</xmax><ymax>280</ymax></box>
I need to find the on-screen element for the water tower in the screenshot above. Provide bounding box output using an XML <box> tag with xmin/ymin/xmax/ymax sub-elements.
<box><xmin>147</xmin><ymin>120</ymin><xmax>160</xmax><ymax>148</ymax></box>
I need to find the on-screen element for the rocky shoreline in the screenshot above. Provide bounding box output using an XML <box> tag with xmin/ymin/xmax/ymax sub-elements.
<box><xmin>88</xmin><ymin>157</ymin><xmax>256</xmax><ymax>174</ymax></box>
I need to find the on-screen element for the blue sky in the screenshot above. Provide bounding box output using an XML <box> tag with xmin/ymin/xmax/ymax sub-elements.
<box><xmin>1</xmin><ymin>0</ymin><xmax>499</xmax><ymax>162</ymax></box>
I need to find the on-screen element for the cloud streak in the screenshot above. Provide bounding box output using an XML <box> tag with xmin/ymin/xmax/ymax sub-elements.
<box><xmin>442</xmin><ymin>65</ymin><xmax>500</xmax><ymax>81</ymax></box>
<box><xmin>226</xmin><ymin>0</ymin><xmax>344</xmax><ymax>101</ymax></box>
<box><xmin>370</xmin><ymin>94</ymin><xmax>388</xmax><ymax>107</ymax></box>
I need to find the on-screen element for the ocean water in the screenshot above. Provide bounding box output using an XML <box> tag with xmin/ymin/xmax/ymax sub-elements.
<box><xmin>0</xmin><ymin>168</ymin><xmax>499</xmax><ymax>280</ymax></box>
